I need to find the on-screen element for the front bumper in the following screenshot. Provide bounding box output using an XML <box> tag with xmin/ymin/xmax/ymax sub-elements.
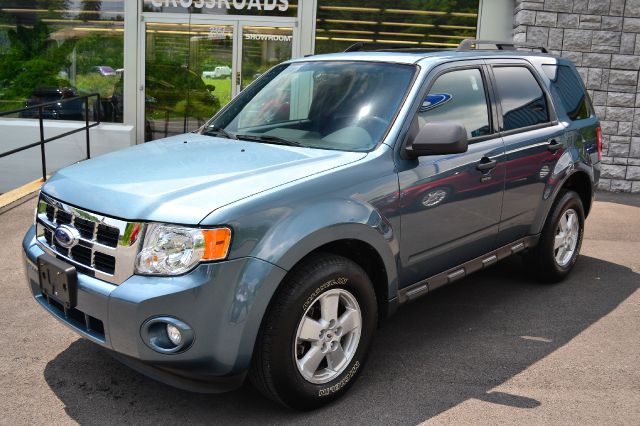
<box><xmin>23</xmin><ymin>225</ymin><xmax>287</xmax><ymax>393</ymax></box>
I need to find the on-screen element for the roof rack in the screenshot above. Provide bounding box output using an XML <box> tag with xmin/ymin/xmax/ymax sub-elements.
<box><xmin>344</xmin><ymin>42</ymin><xmax>449</xmax><ymax>53</ymax></box>
<box><xmin>457</xmin><ymin>39</ymin><xmax>548</xmax><ymax>53</ymax></box>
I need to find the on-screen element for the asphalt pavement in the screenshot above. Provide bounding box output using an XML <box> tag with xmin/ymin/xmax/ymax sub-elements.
<box><xmin>0</xmin><ymin>192</ymin><xmax>638</xmax><ymax>425</ymax></box>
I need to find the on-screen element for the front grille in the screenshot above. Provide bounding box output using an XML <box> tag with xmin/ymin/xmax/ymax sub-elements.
<box><xmin>74</xmin><ymin>217</ymin><xmax>96</xmax><ymax>239</ymax></box>
<box><xmin>97</xmin><ymin>224</ymin><xmax>119</xmax><ymax>248</ymax></box>
<box><xmin>71</xmin><ymin>245</ymin><xmax>92</xmax><ymax>265</ymax></box>
<box><xmin>94</xmin><ymin>252</ymin><xmax>116</xmax><ymax>274</ymax></box>
<box><xmin>43</xmin><ymin>228</ymin><xmax>53</xmax><ymax>245</ymax></box>
<box><xmin>35</xmin><ymin>193</ymin><xmax>143</xmax><ymax>285</ymax></box>
<box><xmin>54</xmin><ymin>241</ymin><xmax>70</xmax><ymax>257</ymax></box>
<box><xmin>56</xmin><ymin>210</ymin><xmax>72</xmax><ymax>225</ymax></box>
<box><xmin>45</xmin><ymin>204</ymin><xmax>55</xmax><ymax>221</ymax></box>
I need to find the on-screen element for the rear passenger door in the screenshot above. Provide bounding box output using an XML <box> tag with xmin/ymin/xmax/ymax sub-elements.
<box><xmin>485</xmin><ymin>60</ymin><xmax>566</xmax><ymax>246</ymax></box>
<box><xmin>397</xmin><ymin>62</ymin><xmax>505</xmax><ymax>287</ymax></box>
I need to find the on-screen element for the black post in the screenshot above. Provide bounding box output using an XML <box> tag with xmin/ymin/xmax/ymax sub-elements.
<box><xmin>39</xmin><ymin>106</ymin><xmax>46</xmax><ymax>181</ymax></box>
<box><xmin>96</xmin><ymin>94</ymin><xmax>101</xmax><ymax>124</ymax></box>
<box><xmin>85</xmin><ymin>97</ymin><xmax>91</xmax><ymax>159</ymax></box>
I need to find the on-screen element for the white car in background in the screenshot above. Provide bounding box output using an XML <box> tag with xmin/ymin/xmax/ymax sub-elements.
<box><xmin>202</xmin><ymin>66</ymin><xmax>232</xmax><ymax>79</ymax></box>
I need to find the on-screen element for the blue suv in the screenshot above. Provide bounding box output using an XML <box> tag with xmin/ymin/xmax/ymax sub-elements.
<box><xmin>23</xmin><ymin>40</ymin><xmax>601</xmax><ymax>409</ymax></box>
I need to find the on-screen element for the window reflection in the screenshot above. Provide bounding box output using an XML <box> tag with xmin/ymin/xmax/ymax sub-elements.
<box><xmin>315</xmin><ymin>0</ymin><xmax>480</xmax><ymax>53</ymax></box>
<box><xmin>418</xmin><ymin>68</ymin><xmax>490</xmax><ymax>139</ymax></box>
<box><xmin>210</xmin><ymin>61</ymin><xmax>416</xmax><ymax>152</ymax></box>
<box><xmin>0</xmin><ymin>1</ymin><xmax>125</xmax><ymax>122</ymax></box>
<box><xmin>543</xmin><ymin>64</ymin><xmax>591</xmax><ymax>121</ymax></box>
<box><xmin>144</xmin><ymin>23</ymin><xmax>232</xmax><ymax>141</ymax></box>
<box><xmin>493</xmin><ymin>67</ymin><xmax>550</xmax><ymax>131</ymax></box>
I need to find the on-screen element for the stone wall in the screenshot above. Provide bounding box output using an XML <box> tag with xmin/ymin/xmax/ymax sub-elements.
<box><xmin>513</xmin><ymin>0</ymin><xmax>640</xmax><ymax>192</ymax></box>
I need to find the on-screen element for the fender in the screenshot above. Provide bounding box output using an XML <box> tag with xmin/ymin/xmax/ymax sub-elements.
<box><xmin>207</xmin><ymin>194</ymin><xmax>401</xmax><ymax>305</ymax></box>
<box><xmin>251</xmin><ymin>199</ymin><xmax>400</xmax><ymax>303</ymax></box>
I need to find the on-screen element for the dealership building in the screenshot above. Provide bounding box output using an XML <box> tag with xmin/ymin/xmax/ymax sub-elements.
<box><xmin>0</xmin><ymin>0</ymin><xmax>639</xmax><ymax>192</ymax></box>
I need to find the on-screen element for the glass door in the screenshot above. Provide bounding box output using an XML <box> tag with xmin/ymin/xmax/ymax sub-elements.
<box><xmin>139</xmin><ymin>19</ymin><xmax>296</xmax><ymax>142</ymax></box>
<box><xmin>237</xmin><ymin>24</ymin><xmax>294</xmax><ymax>93</ymax></box>
<box><xmin>142</xmin><ymin>21</ymin><xmax>236</xmax><ymax>142</ymax></box>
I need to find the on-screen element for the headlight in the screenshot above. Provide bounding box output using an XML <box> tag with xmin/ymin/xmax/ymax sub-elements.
<box><xmin>135</xmin><ymin>224</ymin><xmax>231</xmax><ymax>275</ymax></box>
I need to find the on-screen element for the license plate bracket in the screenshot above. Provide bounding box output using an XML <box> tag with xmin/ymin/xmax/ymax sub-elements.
<box><xmin>37</xmin><ymin>254</ymin><xmax>78</xmax><ymax>309</ymax></box>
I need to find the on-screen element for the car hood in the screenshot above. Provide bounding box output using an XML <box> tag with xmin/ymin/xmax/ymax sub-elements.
<box><xmin>42</xmin><ymin>134</ymin><xmax>367</xmax><ymax>223</ymax></box>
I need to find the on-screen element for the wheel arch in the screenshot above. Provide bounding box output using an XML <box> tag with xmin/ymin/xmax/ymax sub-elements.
<box><xmin>290</xmin><ymin>239</ymin><xmax>392</xmax><ymax>321</ymax></box>
<box><xmin>531</xmin><ymin>168</ymin><xmax>594</xmax><ymax>235</ymax></box>
<box><xmin>561</xmin><ymin>170</ymin><xmax>593</xmax><ymax>217</ymax></box>
<box><xmin>274</xmin><ymin>223</ymin><xmax>399</xmax><ymax>320</ymax></box>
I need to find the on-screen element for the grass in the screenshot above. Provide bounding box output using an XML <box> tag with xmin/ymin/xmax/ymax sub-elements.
<box><xmin>202</xmin><ymin>76</ymin><xmax>232</xmax><ymax>106</ymax></box>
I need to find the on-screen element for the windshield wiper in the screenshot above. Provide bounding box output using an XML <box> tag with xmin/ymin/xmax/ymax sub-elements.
<box><xmin>236</xmin><ymin>134</ymin><xmax>303</xmax><ymax>147</ymax></box>
<box><xmin>203</xmin><ymin>125</ymin><xmax>237</xmax><ymax>140</ymax></box>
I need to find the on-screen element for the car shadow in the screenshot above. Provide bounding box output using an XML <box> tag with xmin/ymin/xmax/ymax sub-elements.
<box><xmin>43</xmin><ymin>255</ymin><xmax>639</xmax><ymax>425</ymax></box>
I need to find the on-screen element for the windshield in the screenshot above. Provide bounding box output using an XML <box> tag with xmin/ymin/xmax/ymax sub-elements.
<box><xmin>205</xmin><ymin>61</ymin><xmax>416</xmax><ymax>152</ymax></box>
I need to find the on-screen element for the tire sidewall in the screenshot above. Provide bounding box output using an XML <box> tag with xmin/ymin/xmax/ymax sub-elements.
<box><xmin>269</xmin><ymin>259</ymin><xmax>377</xmax><ymax>408</ymax></box>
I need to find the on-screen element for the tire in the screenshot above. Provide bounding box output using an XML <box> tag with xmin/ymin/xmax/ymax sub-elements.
<box><xmin>249</xmin><ymin>253</ymin><xmax>377</xmax><ymax>410</ymax></box>
<box><xmin>526</xmin><ymin>190</ymin><xmax>585</xmax><ymax>283</ymax></box>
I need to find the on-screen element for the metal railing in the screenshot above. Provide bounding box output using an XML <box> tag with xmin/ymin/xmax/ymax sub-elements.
<box><xmin>0</xmin><ymin>93</ymin><xmax>101</xmax><ymax>182</ymax></box>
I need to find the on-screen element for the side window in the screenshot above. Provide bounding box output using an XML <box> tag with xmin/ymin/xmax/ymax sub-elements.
<box><xmin>493</xmin><ymin>66</ymin><xmax>550</xmax><ymax>131</ymax></box>
<box><xmin>542</xmin><ymin>64</ymin><xmax>591</xmax><ymax>121</ymax></box>
<box><xmin>418</xmin><ymin>68</ymin><xmax>491</xmax><ymax>139</ymax></box>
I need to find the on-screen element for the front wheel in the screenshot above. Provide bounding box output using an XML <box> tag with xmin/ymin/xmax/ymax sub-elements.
<box><xmin>249</xmin><ymin>253</ymin><xmax>377</xmax><ymax>409</ymax></box>
<box><xmin>526</xmin><ymin>190</ymin><xmax>585</xmax><ymax>283</ymax></box>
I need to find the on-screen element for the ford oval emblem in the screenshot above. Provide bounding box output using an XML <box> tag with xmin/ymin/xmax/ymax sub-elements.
<box><xmin>420</xmin><ymin>93</ymin><xmax>452</xmax><ymax>112</ymax></box>
<box><xmin>54</xmin><ymin>225</ymin><xmax>80</xmax><ymax>249</ymax></box>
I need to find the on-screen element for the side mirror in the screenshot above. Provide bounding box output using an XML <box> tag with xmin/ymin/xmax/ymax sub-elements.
<box><xmin>404</xmin><ymin>121</ymin><xmax>469</xmax><ymax>159</ymax></box>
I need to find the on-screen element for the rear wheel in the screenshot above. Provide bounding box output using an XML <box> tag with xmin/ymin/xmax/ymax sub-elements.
<box><xmin>249</xmin><ymin>253</ymin><xmax>377</xmax><ymax>410</ymax></box>
<box><xmin>526</xmin><ymin>190</ymin><xmax>585</xmax><ymax>283</ymax></box>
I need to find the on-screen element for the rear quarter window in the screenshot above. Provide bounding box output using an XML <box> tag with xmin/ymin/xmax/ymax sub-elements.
<box><xmin>493</xmin><ymin>66</ymin><xmax>550</xmax><ymax>132</ymax></box>
<box><xmin>542</xmin><ymin>64</ymin><xmax>592</xmax><ymax>121</ymax></box>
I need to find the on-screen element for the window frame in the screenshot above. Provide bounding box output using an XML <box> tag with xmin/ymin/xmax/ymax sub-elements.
<box><xmin>402</xmin><ymin>61</ymin><xmax>500</xmax><ymax>152</ymax></box>
<box><xmin>486</xmin><ymin>61</ymin><xmax>559</xmax><ymax>137</ymax></box>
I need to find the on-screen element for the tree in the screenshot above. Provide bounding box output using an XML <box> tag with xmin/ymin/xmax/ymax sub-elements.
<box><xmin>0</xmin><ymin>22</ymin><xmax>73</xmax><ymax>108</ymax></box>
<box><xmin>80</xmin><ymin>0</ymin><xmax>102</xmax><ymax>21</ymax></box>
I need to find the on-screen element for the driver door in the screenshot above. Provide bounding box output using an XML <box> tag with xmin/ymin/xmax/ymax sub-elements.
<box><xmin>397</xmin><ymin>62</ymin><xmax>506</xmax><ymax>287</ymax></box>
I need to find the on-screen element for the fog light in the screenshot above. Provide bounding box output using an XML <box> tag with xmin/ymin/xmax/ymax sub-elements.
<box><xmin>166</xmin><ymin>323</ymin><xmax>182</xmax><ymax>346</ymax></box>
<box><xmin>141</xmin><ymin>317</ymin><xmax>194</xmax><ymax>354</ymax></box>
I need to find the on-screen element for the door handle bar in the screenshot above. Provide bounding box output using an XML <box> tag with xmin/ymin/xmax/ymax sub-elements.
<box><xmin>476</xmin><ymin>157</ymin><xmax>497</xmax><ymax>171</ymax></box>
<box><xmin>547</xmin><ymin>139</ymin><xmax>563</xmax><ymax>151</ymax></box>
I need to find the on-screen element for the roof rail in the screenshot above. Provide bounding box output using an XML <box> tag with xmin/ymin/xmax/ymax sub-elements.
<box><xmin>344</xmin><ymin>42</ymin><xmax>449</xmax><ymax>53</ymax></box>
<box><xmin>457</xmin><ymin>39</ymin><xmax>548</xmax><ymax>53</ymax></box>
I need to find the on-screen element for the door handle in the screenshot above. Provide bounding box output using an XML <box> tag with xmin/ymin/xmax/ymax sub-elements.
<box><xmin>547</xmin><ymin>139</ymin><xmax>563</xmax><ymax>151</ymax></box>
<box><xmin>476</xmin><ymin>157</ymin><xmax>497</xmax><ymax>171</ymax></box>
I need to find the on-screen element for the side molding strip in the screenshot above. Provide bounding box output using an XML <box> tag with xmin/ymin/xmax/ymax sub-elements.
<box><xmin>398</xmin><ymin>234</ymin><xmax>540</xmax><ymax>304</ymax></box>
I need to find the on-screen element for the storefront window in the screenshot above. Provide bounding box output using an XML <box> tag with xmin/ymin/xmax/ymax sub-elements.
<box><xmin>144</xmin><ymin>22</ymin><xmax>233</xmax><ymax>141</ymax></box>
<box><xmin>142</xmin><ymin>21</ymin><xmax>293</xmax><ymax>141</ymax></box>
<box><xmin>0</xmin><ymin>1</ymin><xmax>125</xmax><ymax>122</ymax></box>
<box><xmin>315</xmin><ymin>1</ymin><xmax>480</xmax><ymax>54</ymax></box>
<box><xmin>142</xmin><ymin>0</ymin><xmax>298</xmax><ymax>17</ymax></box>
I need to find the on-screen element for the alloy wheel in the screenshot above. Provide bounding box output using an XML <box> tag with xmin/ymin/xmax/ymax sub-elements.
<box><xmin>293</xmin><ymin>288</ymin><xmax>362</xmax><ymax>384</ymax></box>
<box><xmin>554</xmin><ymin>208</ymin><xmax>579</xmax><ymax>267</ymax></box>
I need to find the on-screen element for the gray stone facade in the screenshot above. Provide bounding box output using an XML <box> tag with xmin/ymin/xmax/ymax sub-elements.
<box><xmin>513</xmin><ymin>0</ymin><xmax>640</xmax><ymax>193</ymax></box>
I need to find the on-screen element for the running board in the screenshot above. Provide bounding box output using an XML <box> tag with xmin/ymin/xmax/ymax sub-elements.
<box><xmin>398</xmin><ymin>235</ymin><xmax>540</xmax><ymax>304</ymax></box>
